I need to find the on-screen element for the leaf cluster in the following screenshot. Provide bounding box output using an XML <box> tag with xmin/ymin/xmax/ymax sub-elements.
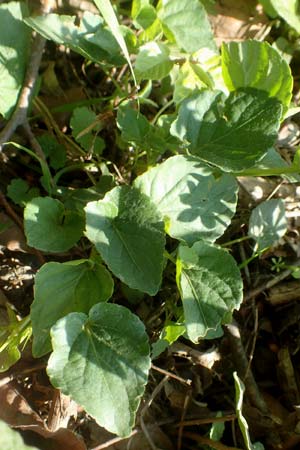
<box><xmin>0</xmin><ymin>0</ymin><xmax>298</xmax><ymax>441</ymax></box>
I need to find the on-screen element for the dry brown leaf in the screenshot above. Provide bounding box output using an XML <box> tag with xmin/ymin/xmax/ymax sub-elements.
<box><xmin>0</xmin><ymin>383</ymin><xmax>86</xmax><ymax>450</ymax></box>
<box><xmin>209</xmin><ymin>0</ymin><xmax>270</xmax><ymax>45</ymax></box>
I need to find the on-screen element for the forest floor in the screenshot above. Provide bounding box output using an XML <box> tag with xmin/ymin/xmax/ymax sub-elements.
<box><xmin>1</xmin><ymin>1</ymin><xmax>300</xmax><ymax>449</ymax></box>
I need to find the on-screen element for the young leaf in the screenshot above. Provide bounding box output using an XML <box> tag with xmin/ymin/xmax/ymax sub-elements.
<box><xmin>25</xmin><ymin>12</ymin><xmax>122</xmax><ymax>65</ymax></box>
<box><xmin>158</xmin><ymin>0</ymin><xmax>216</xmax><ymax>53</ymax></box>
<box><xmin>173</xmin><ymin>60</ymin><xmax>213</xmax><ymax>104</ymax></box>
<box><xmin>47</xmin><ymin>303</ymin><xmax>151</xmax><ymax>437</ymax></box>
<box><xmin>37</xmin><ymin>134</ymin><xmax>66</xmax><ymax>169</ymax></box>
<box><xmin>93</xmin><ymin>0</ymin><xmax>137</xmax><ymax>85</ymax></box>
<box><xmin>222</xmin><ymin>40</ymin><xmax>293</xmax><ymax>115</ymax></box>
<box><xmin>248</xmin><ymin>199</ymin><xmax>287</xmax><ymax>250</ymax></box>
<box><xmin>85</xmin><ymin>186</ymin><xmax>165</xmax><ymax>295</ymax></box>
<box><xmin>135</xmin><ymin>41</ymin><xmax>173</xmax><ymax>81</ymax></box>
<box><xmin>70</xmin><ymin>107</ymin><xmax>105</xmax><ymax>155</ymax></box>
<box><xmin>31</xmin><ymin>260</ymin><xmax>114</xmax><ymax>357</ymax></box>
<box><xmin>117</xmin><ymin>104</ymin><xmax>150</xmax><ymax>143</ymax></box>
<box><xmin>24</xmin><ymin>197</ymin><xmax>85</xmax><ymax>252</ymax></box>
<box><xmin>0</xmin><ymin>420</ymin><xmax>40</xmax><ymax>450</ymax></box>
<box><xmin>132</xmin><ymin>0</ymin><xmax>157</xmax><ymax>30</ymax></box>
<box><xmin>0</xmin><ymin>2</ymin><xmax>31</xmax><ymax>118</ymax></box>
<box><xmin>176</xmin><ymin>241</ymin><xmax>243</xmax><ymax>343</ymax></box>
<box><xmin>134</xmin><ymin>155</ymin><xmax>238</xmax><ymax>244</ymax></box>
<box><xmin>133</xmin><ymin>4</ymin><xmax>157</xmax><ymax>30</ymax></box>
<box><xmin>7</xmin><ymin>179</ymin><xmax>40</xmax><ymax>207</ymax></box>
<box><xmin>171</xmin><ymin>88</ymin><xmax>282</xmax><ymax>172</ymax></box>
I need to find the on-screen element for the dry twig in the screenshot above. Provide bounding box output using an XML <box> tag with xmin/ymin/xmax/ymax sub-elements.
<box><xmin>183</xmin><ymin>432</ymin><xmax>243</xmax><ymax>450</ymax></box>
<box><xmin>151</xmin><ymin>363</ymin><xmax>192</xmax><ymax>386</ymax></box>
<box><xmin>244</xmin><ymin>259</ymin><xmax>300</xmax><ymax>301</ymax></box>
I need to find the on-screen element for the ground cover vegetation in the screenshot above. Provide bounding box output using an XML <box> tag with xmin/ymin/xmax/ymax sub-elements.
<box><xmin>1</xmin><ymin>0</ymin><xmax>300</xmax><ymax>448</ymax></box>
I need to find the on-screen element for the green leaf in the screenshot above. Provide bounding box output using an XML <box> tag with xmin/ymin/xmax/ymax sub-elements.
<box><xmin>24</xmin><ymin>12</ymin><xmax>122</xmax><ymax>66</ymax></box>
<box><xmin>171</xmin><ymin>88</ymin><xmax>282</xmax><ymax>172</ymax></box>
<box><xmin>24</xmin><ymin>197</ymin><xmax>85</xmax><ymax>252</ymax></box>
<box><xmin>0</xmin><ymin>420</ymin><xmax>40</xmax><ymax>450</ymax></box>
<box><xmin>176</xmin><ymin>241</ymin><xmax>243</xmax><ymax>342</ymax></box>
<box><xmin>248</xmin><ymin>199</ymin><xmax>287</xmax><ymax>250</ymax></box>
<box><xmin>85</xmin><ymin>186</ymin><xmax>165</xmax><ymax>295</ymax></box>
<box><xmin>117</xmin><ymin>104</ymin><xmax>150</xmax><ymax>143</ymax></box>
<box><xmin>132</xmin><ymin>0</ymin><xmax>157</xmax><ymax>29</ymax></box>
<box><xmin>222</xmin><ymin>40</ymin><xmax>293</xmax><ymax>115</ymax></box>
<box><xmin>93</xmin><ymin>0</ymin><xmax>137</xmax><ymax>86</ymax></box>
<box><xmin>210</xmin><ymin>412</ymin><xmax>225</xmax><ymax>443</ymax></box>
<box><xmin>47</xmin><ymin>303</ymin><xmax>150</xmax><ymax>437</ymax></box>
<box><xmin>0</xmin><ymin>2</ymin><xmax>31</xmax><ymax>118</ymax></box>
<box><xmin>70</xmin><ymin>107</ymin><xmax>105</xmax><ymax>154</ymax></box>
<box><xmin>7</xmin><ymin>179</ymin><xmax>40</xmax><ymax>207</ymax></box>
<box><xmin>158</xmin><ymin>0</ymin><xmax>216</xmax><ymax>53</ymax></box>
<box><xmin>134</xmin><ymin>155</ymin><xmax>238</xmax><ymax>244</ymax></box>
<box><xmin>234</xmin><ymin>372</ymin><xmax>265</xmax><ymax>450</ymax></box>
<box><xmin>135</xmin><ymin>41</ymin><xmax>174</xmax><ymax>80</ymax></box>
<box><xmin>31</xmin><ymin>260</ymin><xmax>114</xmax><ymax>357</ymax></box>
<box><xmin>37</xmin><ymin>134</ymin><xmax>66</xmax><ymax>169</ymax></box>
<box><xmin>173</xmin><ymin>60</ymin><xmax>213</xmax><ymax>104</ymax></box>
<box><xmin>261</xmin><ymin>0</ymin><xmax>300</xmax><ymax>33</ymax></box>
<box><xmin>151</xmin><ymin>320</ymin><xmax>185</xmax><ymax>358</ymax></box>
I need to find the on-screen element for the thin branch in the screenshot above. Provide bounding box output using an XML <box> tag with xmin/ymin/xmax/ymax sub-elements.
<box><xmin>90</xmin><ymin>430</ymin><xmax>138</xmax><ymax>450</ymax></box>
<box><xmin>151</xmin><ymin>364</ymin><xmax>192</xmax><ymax>386</ymax></box>
<box><xmin>177</xmin><ymin>414</ymin><xmax>236</xmax><ymax>427</ymax></box>
<box><xmin>0</xmin><ymin>34</ymin><xmax>46</xmax><ymax>150</ymax></box>
<box><xmin>183</xmin><ymin>432</ymin><xmax>243</xmax><ymax>450</ymax></box>
<box><xmin>244</xmin><ymin>260</ymin><xmax>300</xmax><ymax>301</ymax></box>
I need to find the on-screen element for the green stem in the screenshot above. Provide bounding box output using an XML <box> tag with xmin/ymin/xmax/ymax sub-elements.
<box><xmin>238</xmin><ymin>249</ymin><xmax>267</xmax><ymax>269</ymax></box>
<box><xmin>164</xmin><ymin>250</ymin><xmax>176</xmax><ymax>265</ymax></box>
<box><xmin>151</xmin><ymin>99</ymin><xmax>174</xmax><ymax>125</ymax></box>
<box><xmin>7</xmin><ymin>142</ymin><xmax>54</xmax><ymax>195</ymax></box>
<box><xmin>53</xmin><ymin>163</ymin><xmax>97</xmax><ymax>185</ymax></box>
<box><xmin>221</xmin><ymin>235</ymin><xmax>250</xmax><ymax>247</ymax></box>
<box><xmin>233</xmin><ymin>165</ymin><xmax>300</xmax><ymax>177</ymax></box>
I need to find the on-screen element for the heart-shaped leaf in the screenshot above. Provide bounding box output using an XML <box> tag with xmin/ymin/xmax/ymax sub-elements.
<box><xmin>24</xmin><ymin>197</ymin><xmax>85</xmax><ymax>252</ymax></box>
<box><xmin>171</xmin><ymin>88</ymin><xmax>282</xmax><ymax>171</ymax></box>
<box><xmin>85</xmin><ymin>186</ymin><xmax>165</xmax><ymax>295</ymax></box>
<box><xmin>31</xmin><ymin>259</ymin><xmax>114</xmax><ymax>357</ymax></box>
<box><xmin>176</xmin><ymin>241</ymin><xmax>243</xmax><ymax>342</ymax></box>
<box><xmin>47</xmin><ymin>303</ymin><xmax>150</xmax><ymax>437</ymax></box>
<box><xmin>134</xmin><ymin>155</ymin><xmax>238</xmax><ymax>244</ymax></box>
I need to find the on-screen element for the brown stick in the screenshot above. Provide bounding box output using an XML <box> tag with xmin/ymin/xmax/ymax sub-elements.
<box><xmin>177</xmin><ymin>414</ymin><xmax>236</xmax><ymax>427</ymax></box>
<box><xmin>183</xmin><ymin>432</ymin><xmax>243</xmax><ymax>450</ymax></box>
<box><xmin>151</xmin><ymin>363</ymin><xmax>192</xmax><ymax>386</ymax></box>
<box><xmin>244</xmin><ymin>260</ymin><xmax>300</xmax><ymax>301</ymax></box>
